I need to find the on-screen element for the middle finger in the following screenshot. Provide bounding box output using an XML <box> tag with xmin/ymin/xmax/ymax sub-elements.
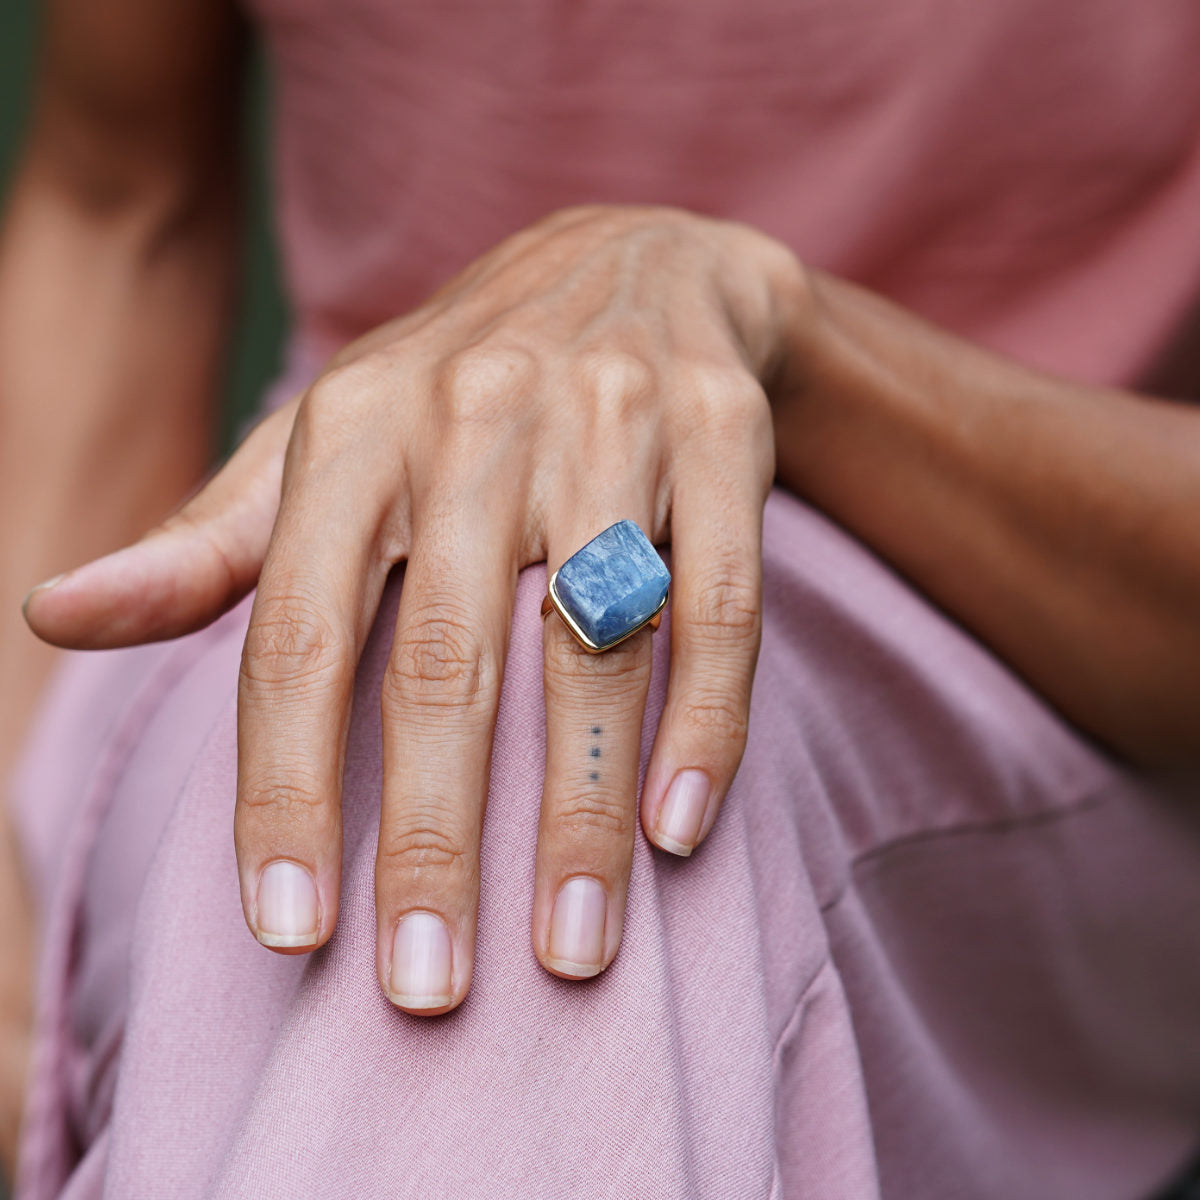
<box><xmin>376</xmin><ymin>493</ymin><xmax>519</xmax><ymax>1014</ymax></box>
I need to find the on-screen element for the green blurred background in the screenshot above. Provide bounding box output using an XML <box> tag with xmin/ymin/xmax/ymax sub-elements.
<box><xmin>0</xmin><ymin>1</ymin><xmax>289</xmax><ymax>448</ymax></box>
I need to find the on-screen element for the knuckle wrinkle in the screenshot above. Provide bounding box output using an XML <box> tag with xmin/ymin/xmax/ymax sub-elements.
<box><xmin>553</xmin><ymin>792</ymin><xmax>633</xmax><ymax>838</ymax></box>
<box><xmin>239</xmin><ymin>775</ymin><xmax>326</xmax><ymax>815</ymax></box>
<box><xmin>690</xmin><ymin>570</ymin><xmax>761</xmax><ymax>643</ymax></box>
<box><xmin>242</xmin><ymin>597</ymin><xmax>344</xmax><ymax>688</ymax></box>
<box><xmin>379</xmin><ymin>821</ymin><xmax>470</xmax><ymax>872</ymax></box>
<box><xmin>388</xmin><ymin>611</ymin><xmax>493</xmax><ymax>708</ymax></box>
<box><xmin>679</xmin><ymin>692</ymin><xmax>750</xmax><ymax>747</ymax></box>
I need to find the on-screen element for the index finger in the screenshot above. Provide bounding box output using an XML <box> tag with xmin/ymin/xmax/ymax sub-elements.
<box><xmin>234</xmin><ymin>465</ymin><xmax>392</xmax><ymax>953</ymax></box>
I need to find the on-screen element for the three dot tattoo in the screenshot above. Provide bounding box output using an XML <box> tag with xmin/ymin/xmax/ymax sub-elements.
<box><xmin>589</xmin><ymin>726</ymin><xmax>601</xmax><ymax>782</ymax></box>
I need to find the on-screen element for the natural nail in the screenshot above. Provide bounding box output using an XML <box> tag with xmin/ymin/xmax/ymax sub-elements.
<box><xmin>547</xmin><ymin>875</ymin><xmax>607</xmax><ymax>978</ymax></box>
<box><xmin>22</xmin><ymin>573</ymin><xmax>68</xmax><ymax>615</ymax></box>
<box><xmin>389</xmin><ymin>912</ymin><xmax>453</xmax><ymax>1009</ymax></box>
<box><xmin>653</xmin><ymin>769</ymin><xmax>711</xmax><ymax>856</ymax></box>
<box><xmin>255</xmin><ymin>859</ymin><xmax>320</xmax><ymax>948</ymax></box>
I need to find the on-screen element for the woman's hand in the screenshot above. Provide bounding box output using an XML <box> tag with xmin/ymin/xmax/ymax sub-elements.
<box><xmin>25</xmin><ymin>205</ymin><xmax>806</xmax><ymax>1013</ymax></box>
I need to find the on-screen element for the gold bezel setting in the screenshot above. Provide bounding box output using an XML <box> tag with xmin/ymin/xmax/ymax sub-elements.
<box><xmin>543</xmin><ymin>568</ymin><xmax>667</xmax><ymax>654</ymax></box>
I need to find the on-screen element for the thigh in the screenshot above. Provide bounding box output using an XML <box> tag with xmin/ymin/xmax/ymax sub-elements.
<box><xmin>753</xmin><ymin>493</ymin><xmax>1200</xmax><ymax>1199</ymax></box>
<box><xmin>87</xmin><ymin>562</ymin><xmax>869</xmax><ymax>1200</ymax></box>
<box><xmin>18</xmin><ymin>490</ymin><xmax>1200</xmax><ymax>1200</ymax></box>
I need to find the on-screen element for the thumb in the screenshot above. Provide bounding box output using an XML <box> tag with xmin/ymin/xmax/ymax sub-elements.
<box><xmin>23</xmin><ymin>406</ymin><xmax>292</xmax><ymax>650</ymax></box>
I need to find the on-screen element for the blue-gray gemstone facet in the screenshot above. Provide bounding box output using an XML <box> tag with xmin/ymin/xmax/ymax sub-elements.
<box><xmin>553</xmin><ymin>520</ymin><xmax>670</xmax><ymax>649</ymax></box>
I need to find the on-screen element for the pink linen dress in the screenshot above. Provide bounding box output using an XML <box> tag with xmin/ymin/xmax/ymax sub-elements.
<box><xmin>12</xmin><ymin>0</ymin><xmax>1200</xmax><ymax>1196</ymax></box>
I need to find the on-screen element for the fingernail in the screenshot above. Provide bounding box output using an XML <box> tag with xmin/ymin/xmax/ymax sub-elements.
<box><xmin>389</xmin><ymin>912</ymin><xmax>453</xmax><ymax>1009</ymax></box>
<box><xmin>548</xmin><ymin>875</ymin><xmax>607</xmax><ymax>978</ymax></box>
<box><xmin>22</xmin><ymin>573</ymin><xmax>68</xmax><ymax>613</ymax></box>
<box><xmin>653</xmin><ymin>769</ymin><xmax>711</xmax><ymax>856</ymax></box>
<box><xmin>254</xmin><ymin>860</ymin><xmax>320</xmax><ymax>948</ymax></box>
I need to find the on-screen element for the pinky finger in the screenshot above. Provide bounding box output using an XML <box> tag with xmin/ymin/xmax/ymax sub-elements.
<box><xmin>641</xmin><ymin>469</ymin><xmax>765</xmax><ymax>857</ymax></box>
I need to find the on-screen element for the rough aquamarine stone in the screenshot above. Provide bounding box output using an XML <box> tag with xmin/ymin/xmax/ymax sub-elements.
<box><xmin>554</xmin><ymin>520</ymin><xmax>670</xmax><ymax>649</ymax></box>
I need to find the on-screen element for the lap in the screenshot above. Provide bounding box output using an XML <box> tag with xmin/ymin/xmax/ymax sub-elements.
<box><xmin>14</xmin><ymin>491</ymin><xmax>1200</xmax><ymax>1199</ymax></box>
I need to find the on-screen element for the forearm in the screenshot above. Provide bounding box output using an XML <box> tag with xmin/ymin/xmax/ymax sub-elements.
<box><xmin>770</xmin><ymin>269</ymin><xmax>1200</xmax><ymax>766</ymax></box>
<box><xmin>1</xmin><ymin>151</ymin><xmax>237</xmax><ymax>547</ymax></box>
<box><xmin>1</xmin><ymin>0</ymin><xmax>246</xmax><ymax>622</ymax></box>
<box><xmin>0</xmin><ymin>157</ymin><xmax>239</xmax><ymax>762</ymax></box>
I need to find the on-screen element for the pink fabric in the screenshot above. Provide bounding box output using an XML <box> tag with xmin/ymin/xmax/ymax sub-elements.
<box><xmin>12</xmin><ymin>0</ymin><xmax>1200</xmax><ymax>1195</ymax></box>
<box><xmin>259</xmin><ymin>0</ymin><xmax>1200</xmax><ymax>394</ymax></box>
<box><xmin>16</xmin><ymin>493</ymin><xmax>1200</xmax><ymax>1198</ymax></box>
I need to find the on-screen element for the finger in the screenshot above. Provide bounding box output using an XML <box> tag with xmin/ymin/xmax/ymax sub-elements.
<box><xmin>235</xmin><ymin>442</ymin><xmax>394</xmax><ymax>956</ymax></box>
<box><xmin>22</xmin><ymin>403</ymin><xmax>294</xmax><ymax>648</ymax></box>
<box><xmin>641</xmin><ymin>452</ymin><xmax>767</xmax><ymax>858</ymax></box>
<box><xmin>533</xmin><ymin>511</ymin><xmax>658</xmax><ymax>980</ymax></box>
<box><xmin>376</xmin><ymin>498</ymin><xmax>517</xmax><ymax>1014</ymax></box>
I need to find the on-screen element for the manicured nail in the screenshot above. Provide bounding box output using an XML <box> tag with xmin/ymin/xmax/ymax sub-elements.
<box><xmin>389</xmin><ymin>912</ymin><xmax>453</xmax><ymax>1009</ymax></box>
<box><xmin>653</xmin><ymin>769</ymin><xmax>711</xmax><ymax>856</ymax></box>
<box><xmin>547</xmin><ymin>875</ymin><xmax>607</xmax><ymax>978</ymax></box>
<box><xmin>254</xmin><ymin>859</ymin><xmax>320</xmax><ymax>948</ymax></box>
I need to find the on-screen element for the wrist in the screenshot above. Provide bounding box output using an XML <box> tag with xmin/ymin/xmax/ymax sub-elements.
<box><xmin>765</xmin><ymin>266</ymin><xmax>868</xmax><ymax>496</ymax></box>
<box><xmin>765</xmin><ymin>268</ymin><xmax>992</xmax><ymax>500</ymax></box>
<box><xmin>705</xmin><ymin>218</ymin><xmax>820</xmax><ymax>390</ymax></box>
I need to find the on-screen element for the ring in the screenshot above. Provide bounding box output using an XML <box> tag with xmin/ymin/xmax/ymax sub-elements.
<box><xmin>541</xmin><ymin>519</ymin><xmax>671</xmax><ymax>653</ymax></box>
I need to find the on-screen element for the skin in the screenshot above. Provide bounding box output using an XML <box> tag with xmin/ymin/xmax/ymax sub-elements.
<box><xmin>0</xmin><ymin>0</ymin><xmax>244</xmax><ymax>1173</ymax></box>
<box><xmin>775</xmin><ymin>276</ymin><xmax>1200</xmax><ymax>766</ymax></box>
<box><xmin>28</xmin><ymin>206</ymin><xmax>790</xmax><ymax>1010</ymax></box>
<box><xmin>7</xmin><ymin>0</ymin><xmax>1200</xmax><ymax>1158</ymax></box>
<box><xmin>26</xmin><ymin>201</ymin><xmax>1200</xmax><ymax>1018</ymax></box>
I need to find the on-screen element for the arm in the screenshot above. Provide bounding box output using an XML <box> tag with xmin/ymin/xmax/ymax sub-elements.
<box><xmin>23</xmin><ymin>206</ymin><xmax>1199</xmax><ymax>1027</ymax></box>
<box><xmin>772</xmin><ymin>271</ymin><xmax>1200</xmax><ymax>766</ymax></box>
<box><xmin>0</xmin><ymin>0</ymin><xmax>245</xmax><ymax>1170</ymax></box>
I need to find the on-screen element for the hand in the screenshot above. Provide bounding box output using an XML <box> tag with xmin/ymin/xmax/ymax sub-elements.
<box><xmin>24</xmin><ymin>205</ymin><xmax>806</xmax><ymax>1013</ymax></box>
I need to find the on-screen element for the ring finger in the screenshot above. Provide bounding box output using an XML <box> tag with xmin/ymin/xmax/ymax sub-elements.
<box><xmin>533</xmin><ymin>505</ymin><xmax>663</xmax><ymax>979</ymax></box>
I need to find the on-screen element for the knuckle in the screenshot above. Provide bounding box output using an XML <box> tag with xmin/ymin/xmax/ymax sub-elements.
<box><xmin>688</xmin><ymin>564</ymin><xmax>762</xmax><ymax>646</ymax></box>
<box><xmin>690</xmin><ymin>364</ymin><xmax>767</xmax><ymax>430</ymax></box>
<box><xmin>310</xmin><ymin>357</ymin><xmax>389</xmax><ymax>410</ymax></box>
<box><xmin>241</xmin><ymin>595</ymin><xmax>345</xmax><ymax>690</ymax></box>
<box><xmin>576</xmin><ymin>348</ymin><xmax>654</xmax><ymax>415</ymax></box>
<box><xmin>439</xmin><ymin>341</ymin><xmax>538</xmax><ymax>424</ymax></box>
<box><xmin>544</xmin><ymin>627</ymin><xmax>651</xmax><ymax>693</ymax></box>
<box><xmin>162</xmin><ymin>507</ymin><xmax>241</xmax><ymax>601</ymax></box>
<box><xmin>677</xmin><ymin>690</ymin><xmax>750</xmax><ymax>748</ymax></box>
<box><xmin>294</xmin><ymin>359</ymin><xmax>388</xmax><ymax>457</ymax></box>
<box><xmin>378</xmin><ymin>815</ymin><xmax>471</xmax><ymax>873</ymax></box>
<box><xmin>238</xmin><ymin>773</ymin><xmax>327</xmax><ymax>816</ymax></box>
<box><xmin>552</xmin><ymin>790</ymin><xmax>634</xmax><ymax>839</ymax></box>
<box><xmin>386</xmin><ymin>609</ymin><xmax>495</xmax><ymax>710</ymax></box>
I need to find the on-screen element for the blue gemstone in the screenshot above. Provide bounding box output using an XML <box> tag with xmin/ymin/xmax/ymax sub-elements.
<box><xmin>554</xmin><ymin>520</ymin><xmax>670</xmax><ymax>649</ymax></box>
